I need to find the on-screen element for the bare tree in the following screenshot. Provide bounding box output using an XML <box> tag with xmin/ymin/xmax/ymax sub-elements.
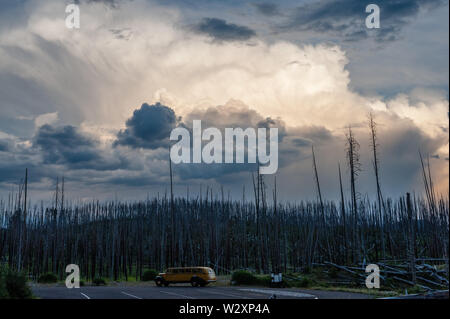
<box><xmin>368</xmin><ymin>113</ymin><xmax>385</xmax><ymax>259</ymax></box>
<box><xmin>346</xmin><ymin>126</ymin><xmax>361</xmax><ymax>264</ymax></box>
<box><xmin>406</xmin><ymin>193</ymin><xmax>417</xmax><ymax>283</ymax></box>
<box><xmin>338</xmin><ymin>163</ymin><xmax>348</xmax><ymax>264</ymax></box>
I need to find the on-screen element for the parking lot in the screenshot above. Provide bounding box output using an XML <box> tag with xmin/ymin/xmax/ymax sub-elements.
<box><xmin>32</xmin><ymin>285</ymin><xmax>371</xmax><ymax>299</ymax></box>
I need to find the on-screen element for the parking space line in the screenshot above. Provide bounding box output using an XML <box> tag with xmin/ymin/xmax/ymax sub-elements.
<box><xmin>206</xmin><ymin>289</ymin><xmax>250</xmax><ymax>299</ymax></box>
<box><xmin>80</xmin><ymin>292</ymin><xmax>91</xmax><ymax>299</ymax></box>
<box><xmin>159</xmin><ymin>290</ymin><xmax>195</xmax><ymax>299</ymax></box>
<box><xmin>121</xmin><ymin>291</ymin><xmax>143</xmax><ymax>299</ymax></box>
<box><xmin>238</xmin><ymin>288</ymin><xmax>316</xmax><ymax>299</ymax></box>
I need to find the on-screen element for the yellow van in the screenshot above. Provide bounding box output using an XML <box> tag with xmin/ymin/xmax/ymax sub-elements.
<box><xmin>155</xmin><ymin>267</ymin><xmax>216</xmax><ymax>287</ymax></box>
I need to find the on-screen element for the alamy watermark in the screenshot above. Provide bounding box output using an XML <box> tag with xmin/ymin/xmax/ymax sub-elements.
<box><xmin>365</xmin><ymin>264</ymin><xmax>380</xmax><ymax>289</ymax></box>
<box><xmin>65</xmin><ymin>264</ymin><xmax>80</xmax><ymax>288</ymax></box>
<box><xmin>169</xmin><ymin>120</ymin><xmax>279</xmax><ymax>174</ymax></box>
<box><xmin>65</xmin><ymin>4</ymin><xmax>80</xmax><ymax>29</ymax></box>
<box><xmin>366</xmin><ymin>4</ymin><xmax>380</xmax><ymax>29</ymax></box>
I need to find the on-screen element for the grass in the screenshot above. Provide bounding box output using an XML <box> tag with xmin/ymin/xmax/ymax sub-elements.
<box><xmin>308</xmin><ymin>286</ymin><xmax>399</xmax><ymax>297</ymax></box>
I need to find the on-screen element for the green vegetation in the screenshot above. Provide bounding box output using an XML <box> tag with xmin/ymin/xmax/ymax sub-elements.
<box><xmin>0</xmin><ymin>268</ymin><xmax>8</xmax><ymax>299</ymax></box>
<box><xmin>37</xmin><ymin>272</ymin><xmax>58</xmax><ymax>284</ymax></box>
<box><xmin>0</xmin><ymin>266</ymin><xmax>33</xmax><ymax>299</ymax></box>
<box><xmin>92</xmin><ymin>277</ymin><xmax>107</xmax><ymax>286</ymax></box>
<box><xmin>142</xmin><ymin>269</ymin><xmax>158</xmax><ymax>281</ymax></box>
<box><xmin>227</xmin><ymin>265</ymin><xmax>433</xmax><ymax>298</ymax></box>
<box><xmin>231</xmin><ymin>270</ymin><xmax>259</xmax><ymax>285</ymax></box>
<box><xmin>231</xmin><ymin>271</ymin><xmax>272</xmax><ymax>286</ymax></box>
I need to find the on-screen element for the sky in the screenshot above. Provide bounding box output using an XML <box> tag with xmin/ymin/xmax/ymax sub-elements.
<box><xmin>0</xmin><ymin>0</ymin><xmax>448</xmax><ymax>204</ymax></box>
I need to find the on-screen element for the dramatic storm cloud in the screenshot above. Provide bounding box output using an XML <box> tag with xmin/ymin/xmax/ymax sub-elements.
<box><xmin>34</xmin><ymin>125</ymin><xmax>99</xmax><ymax>165</ymax></box>
<box><xmin>0</xmin><ymin>0</ymin><xmax>447</xmax><ymax>201</ymax></box>
<box><xmin>33</xmin><ymin>124</ymin><xmax>131</xmax><ymax>171</ymax></box>
<box><xmin>115</xmin><ymin>103</ymin><xmax>178</xmax><ymax>149</ymax></box>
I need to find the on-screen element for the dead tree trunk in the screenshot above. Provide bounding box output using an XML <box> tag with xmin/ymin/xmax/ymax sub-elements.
<box><xmin>406</xmin><ymin>193</ymin><xmax>417</xmax><ymax>284</ymax></box>
<box><xmin>346</xmin><ymin>126</ymin><xmax>361</xmax><ymax>264</ymax></box>
<box><xmin>338</xmin><ymin>163</ymin><xmax>348</xmax><ymax>264</ymax></box>
<box><xmin>369</xmin><ymin>113</ymin><xmax>385</xmax><ymax>260</ymax></box>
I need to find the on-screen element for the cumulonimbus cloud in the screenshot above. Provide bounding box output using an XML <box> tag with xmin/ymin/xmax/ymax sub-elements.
<box><xmin>0</xmin><ymin>0</ymin><xmax>447</xmax><ymax>199</ymax></box>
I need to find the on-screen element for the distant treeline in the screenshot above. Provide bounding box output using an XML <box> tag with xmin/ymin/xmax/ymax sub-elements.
<box><xmin>0</xmin><ymin>191</ymin><xmax>448</xmax><ymax>280</ymax></box>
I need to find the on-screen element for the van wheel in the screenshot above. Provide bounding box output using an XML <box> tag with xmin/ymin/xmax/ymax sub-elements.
<box><xmin>191</xmin><ymin>279</ymin><xmax>199</xmax><ymax>287</ymax></box>
<box><xmin>155</xmin><ymin>278</ymin><xmax>163</xmax><ymax>287</ymax></box>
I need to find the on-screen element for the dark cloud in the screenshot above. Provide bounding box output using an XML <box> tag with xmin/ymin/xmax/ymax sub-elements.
<box><xmin>257</xmin><ymin>117</ymin><xmax>287</xmax><ymax>140</ymax></box>
<box><xmin>34</xmin><ymin>124</ymin><xmax>100</xmax><ymax>165</ymax></box>
<box><xmin>0</xmin><ymin>162</ymin><xmax>42</xmax><ymax>184</ymax></box>
<box><xmin>115</xmin><ymin>103</ymin><xmax>178</xmax><ymax>150</ymax></box>
<box><xmin>194</xmin><ymin>18</ymin><xmax>256</xmax><ymax>42</ymax></box>
<box><xmin>278</xmin><ymin>0</ymin><xmax>446</xmax><ymax>42</ymax></box>
<box><xmin>0</xmin><ymin>143</ymin><xmax>54</xmax><ymax>184</ymax></box>
<box><xmin>0</xmin><ymin>140</ymin><xmax>9</xmax><ymax>152</ymax></box>
<box><xmin>253</xmin><ymin>3</ymin><xmax>280</xmax><ymax>16</ymax></box>
<box><xmin>33</xmin><ymin>124</ymin><xmax>129</xmax><ymax>171</ymax></box>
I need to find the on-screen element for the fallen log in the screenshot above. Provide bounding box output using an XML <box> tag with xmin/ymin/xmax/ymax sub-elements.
<box><xmin>392</xmin><ymin>276</ymin><xmax>432</xmax><ymax>291</ymax></box>
<box><xmin>324</xmin><ymin>262</ymin><xmax>362</xmax><ymax>276</ymax></box>
<box><xmin>416</xmin><ymin>276</ymin><xmax>447</xmax><ymax>288</ymax></box>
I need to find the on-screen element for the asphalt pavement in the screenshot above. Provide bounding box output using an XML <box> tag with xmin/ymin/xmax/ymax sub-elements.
<box><xmin>32</xmin><ymin>285</ymin><xmax>371</xmax><ymax>299</ymax></box>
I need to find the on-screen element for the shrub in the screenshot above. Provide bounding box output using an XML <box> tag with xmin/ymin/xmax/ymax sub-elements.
<box><xmin>5</xmin><ymin>271</ymin><xmax>33</xmax><ymax>299</ymax></box>
<box><xmin>142</xmin><ymin>269</ymin><xmax>158</xmax><ymax>281</ymax></box>
<box><xmin>0</xmin><ymin>267</ymin><xmax>33</xmax><ymax>299</ymax></box>
<box><xmin>231</xmin><ymin>270</ymin><xmax>258</xmax><ymax>285</ymax></box>
<box><xmin>296</xmin><ymin>277</ymin><xmax>313</xmax><ymax>288</ymax></box>
<box><xmin>37</xmin><ymin>273</ymin><xmax>58</xmax><ymax>284</ymax></box>
<box><xmin>256</xmin><ymin>275</ymin><xmax>272</xmax><ymax>286</ymax></box>
<box><xmin>92</xmin><ymin>277</ymin><xmax>107</xmax><ymax>286</ymax></box>
<box><xmin>302</xmin><ymin>266</ymin><xmax>311</xmax><ymax>274</ymax></box>
<box><xmin>0</xmin><ymin>267</ymin><xmax>8</xmax><ymax>299</ymax></box>
<box><xmin>328</xmin><ymin>267</ymin><xmax>339</xmax><ymax>279</ymax></box>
